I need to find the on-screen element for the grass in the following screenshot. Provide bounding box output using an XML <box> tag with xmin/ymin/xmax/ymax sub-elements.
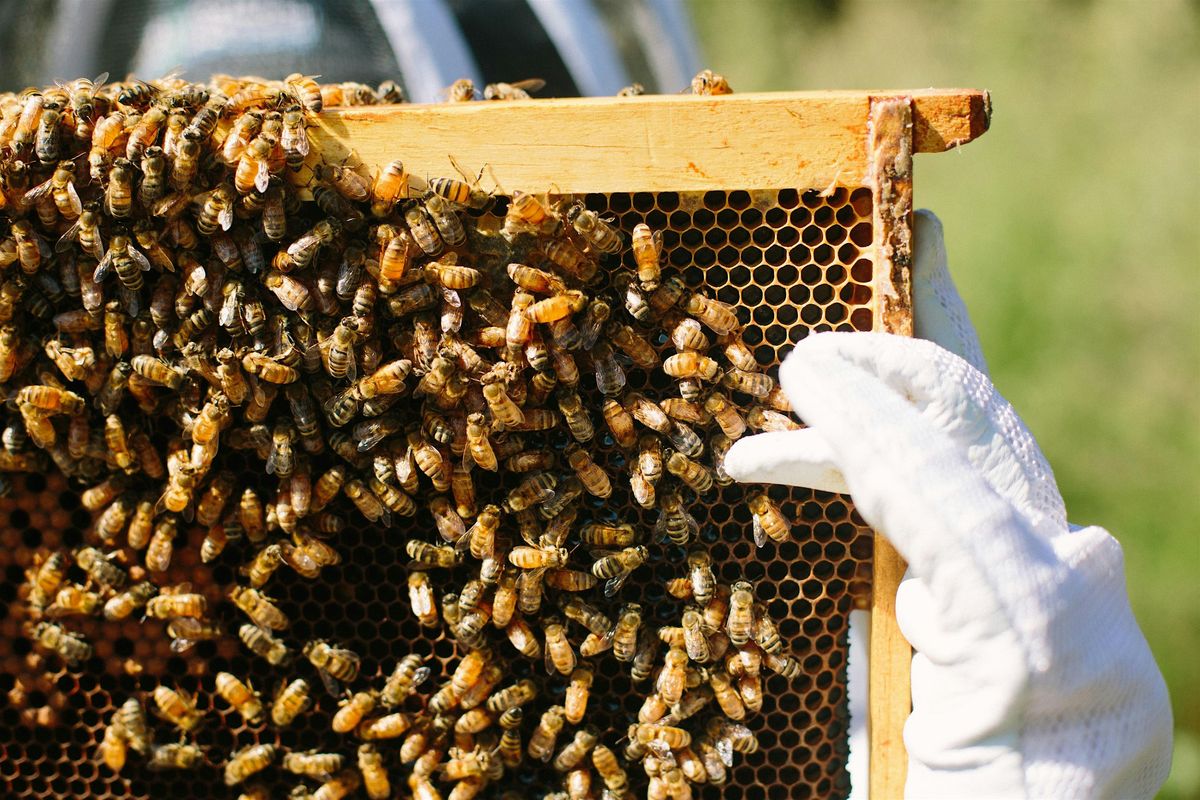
<box><xmin>688</xmin><ymin>1</ymin><xmax>1200</xmax><ymax>795</ymax></box>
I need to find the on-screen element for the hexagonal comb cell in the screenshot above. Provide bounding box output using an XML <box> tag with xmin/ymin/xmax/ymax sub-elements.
<box><xmin>0</xmin><ymin>187</ymin><xmax>876</xmax><ymax>800</ymax></box>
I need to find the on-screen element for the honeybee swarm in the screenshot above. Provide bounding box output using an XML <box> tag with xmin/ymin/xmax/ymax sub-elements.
<box><xmin>0</xmin><ymin>68</ymin><xmax>811</xmax><ymax>798</ymax></box>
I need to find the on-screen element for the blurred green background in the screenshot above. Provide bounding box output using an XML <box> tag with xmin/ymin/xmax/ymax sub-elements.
<box><xmin>687</xmin><ymin>0</ymin><xmax>1200</xmax><ymax>795</ymax></box>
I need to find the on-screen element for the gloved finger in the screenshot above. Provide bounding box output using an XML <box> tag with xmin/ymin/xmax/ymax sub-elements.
<box><xmin>780</xmin><ymin>334</ymin><xmax>1065</xmax><ymax>655</ymax></box>
<box><xmin>722</xmin><ymin>429</ymin><xmax>849</xmax><ymax>493</ymax></box>
<box><xmin>782</xmin><ymin>332</ymin><xmax>1066</xmax><ymax>536</ymax></box>
<box><xmin>912</xmin><ymin>210</ymin><xmax>989</xmax><ymax>375</ymax></box>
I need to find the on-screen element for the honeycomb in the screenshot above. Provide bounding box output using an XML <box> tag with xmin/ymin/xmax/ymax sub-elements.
<box><xmin>0</xmin><ymin>185</ymin><xmax>878</xmax><ymax>799</ymax></box>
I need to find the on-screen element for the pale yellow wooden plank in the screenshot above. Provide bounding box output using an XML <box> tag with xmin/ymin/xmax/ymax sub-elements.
<box><xmin>869</xmin><ymin>536</ymin><xmax>912</xmax><ymax>798</ymax></box>
<box><xmin>310</xmin><ymin>89</ymin><xmax>989</xmax><ymax>194</ymax></box>
<box><xmin>869</xmin><ymin>97</ymin><xmax>915</xmax><ymax>799</ymax></box>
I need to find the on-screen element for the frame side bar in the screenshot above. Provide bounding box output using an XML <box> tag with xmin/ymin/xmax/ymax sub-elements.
<box><xmin>868</xmin><ymin>95</ymin><xmax>915</xmax><ymax>799</ymax></box>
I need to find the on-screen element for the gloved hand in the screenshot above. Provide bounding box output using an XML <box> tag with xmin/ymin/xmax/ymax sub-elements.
<box><xmin>724</xmin><ymin>211</ymin><xmax>1173</xmax><ymax>798</ymax></box>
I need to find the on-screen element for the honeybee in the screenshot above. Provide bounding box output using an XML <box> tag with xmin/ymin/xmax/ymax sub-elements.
<box><xmin>197</xmin><ymin>183</ymin><xmax>235</xmax><ymax>235</ymax></box>
<box><xmin>240</xmin><ymin>623</ymin><xmax>291</xmax><ymax>666</ymax></box>
<box><xmin>421</xmin><ymin>192</ymin><xmax>465</xmax><ymax>248</ymax></box>
<box><xmin>98</xmin><ymin>717</ymin><xmax>128</xmax><ymax>771</ymax></box>
<box><xmin>131</xmin><ymin>353</ymin><xmax>184</xmax><ymax>388</ymax></box>
<box><xmin>491</xmin><ymin>705</ymin><xmax>525</xmax><ymax>769</ymax></box>
<box><xmin>500</xmin><ymin>186</ymin><xmax>559</xmax><ymax>239</ymax></box>
<box><xmin>35</xmin><ymin>98</ymin><xmax>64</xmax><ymax>163</ymax></box>
<box><xmin>94</xmin><ymin>495</ymin><xmax>132</xmax><ymax>544</ymax></box>
<box><xmin>148</xmin><ymin>743</ymin><xmax>204</xmax><ymax>770</ymax></box>
<box><xmin>630</xmin><ymin>222</ymin><xmax>663</xmax><ymax>289</ymax></box>
<box><xmin>65</xmin><ymin>72</ymin><xmax>107</xmax><ymax>139</ymax></box>
<box><xmin>591</xmin><ymin>341</ymin><xmax>626</xmax><ymax>397</ymax></box>
<box><xmin>75</xmin><ymin>546</ymin><xmax>127</xmax><ymax>590</ymax></box>
<box><xmin>27</xmin><ymin>160</ymin><xmax>82</xmax><ymax>219</ymax></box>
<box><xmin>368</xmin><ymin>158</ymin><xmax>408</xmax><ymax>216</ymax></box>
<box><xmin>224</xmin><ymin>743</ymin><xmax>277</xmax><ymax>786</ymax></box>
<box><xmin>304</xmin><ymin>640</ymin><xmax>361</xmax><ymax>690</ymax></box>
<box><xmin>722</xmin><ymin>367</ymin><xmax>775</xmax><ymax>398</ymax></box>
<box><xmin>558</xmin><ymin>203</ymin><xmax>619</xmax><ymax>255</ymax></box>
<box><xmin>101</xmin><ymin>156</ymin><xmax>135</xmax><ymax>218</ymax></box>
<box><xmin>166</xmin><ymin>617</ymin><xmax>224</xmax><ymax>654</ymax></box>
<box><xmin>748</xmin><ymin>491</ymin><xmax>790</xmax><ymax>546</ymax></box>
<box><xmin>666</xmin><ymin>451</ymin><xmax>714</xmax><ymax>495</ymax></box>
<box><xmin>408</xmin><ymin>571</ymin><xmax>439</xmax><ymax>627</ymax></box>
<box><xmin>402</xmin><ymin>202</ymin><xmax>442</xmax><ymax>256</ymax></box>
<box><xmin>590</xmin><ymin>545</ymin><xmax>649</xmax><ymax>597</ymax></box>
<box><xmin>272</xmin><ymin>678</ymin><xmax>313</xmax><ymax>726</ymax></box>
<box><xmin>591</xmin><ymin>743</ymin><xmax>629</xmax><ymax>794</ymax></box>
<box><xmin>503</xmin><ymin>263</ymin><xmax>561</xmax><ymax>297</ymax></box>
<box><xmin>485</xmin><ymin>678</ymin><xmax>538</xmax><ymax>714</ymax></box>
<box><xmin>144</xmin><ymin>513</ymin><xmax>181</xmax><ymax>572</ymax></box>
<box><xmin>358</xmin><ymin>711</ymin><xmax>413</xmax><ymax>740</ymax></box>
<box><xmin>502</xmin><ymin>472</ymin><xmax>556</xmax><ymax>513</ymax></box>
<box><xmin>283</xmin><ymin>750</ymin><xmax>345</xmax><ymax>779</ymax></box>
<box><xmin>280</xmin><ymin>104</ymin><xmax>309</xmax><ymax>166</ymax></box>
<box><xmin>342</xmin><ymin>478</ymin><xmax>388</xmax><ymax>524</ymax></box>
<box><xmin>32</xmin><ymin>621</ymin><xmax>92</xmax><ymax>665</ymax></box>
<box><xmin>312</xmin><ymin>769</ymin><xmax>361</xmax><ymax>800</ymax></box>
<box><xmin>329</xmin><ymin>689</ymin><xmax>378</xmax><ymax>734</ymax></box>
<box><xmin>478</xmin><ymin>77</ymin><xmax>543</xmax><ymax>100</ymax></box>
<box><xmin>539</xmin><ymin>617</ymin><xmax>575</xmax><ymax>676</ymax></box>
<box><xmin>229</xmin><ymin>585</ymin><xmax>289</xmax><ymax>631</ymax></box>
<box><xmin>600</xmin><ymin>602</ymin><xmax>641</xmax><ymax>664</ymax></box>
<box><xmin>43</xmin><ymin>585</ymin><xmax>102</xmax><ymax>623</ymax></box>
<box><xmin>103</xmin><ymin>581</ymin><xmax>156</xmax><ymax>621</ymax></box>
<box><xmin>407</xmin><ymin>539</ymin><xmax>461</xmax><ymax>570</ymax></box>
<box><xmin>525</xmin><ymin>704</ymin><xmax>566</xmax><ymax>763</ymax></box>
<box><xmin>222</xmin><ymin>110</ymin><xmax>262</xmax><ymax>164</ymax></box>
<box><xmin>215</xmin><ymin>672</ymin><xmax>265</xmax><ymax>724</ymax></box>
<box><xmin>145</xmin><ymin>587</ymin><xmax>206</xmax><ymax>619</ymax></box>
<box><xmin>152</xmin><ymin>685</ymin><xmax>203</xmax><ymax>732</ymax></box>
<box><xmin>44</xmin><ymin>337</ymin><xmax>95</xmax><ymax>381</ymax></box>
<box><xmin>354</xmin><ymin>744</ymin><xmax>390</xmax><ymax>800</ymax></box>
<box><xmin>509</xmin><ymin>537</ymin><xmax>569</xmax><ymax>572</ymax></box>
<box><xmin>651</xmin><ymin>490</ymin><xmax>698</xmax><ymax>547</ymax></box>
<box><xmin>724</xmin><ymin>580</ymin><xmax>757</xmax><ymax>647</ymax></box>
<box><xmin>375</xmin><ymin>228</ymin><xmax>415</xmax><ymax>292</ymax></box>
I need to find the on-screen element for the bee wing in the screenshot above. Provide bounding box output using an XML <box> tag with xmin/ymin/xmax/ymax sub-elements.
<box><xmin>254</xmin><ymin>161</ymin><xmax>270</xmax><ymax>194</ymax></box>
<box><xmin>318</xmin><ymin>668</ymin><xmax>345</xmax><ymax>698</ymax></box>
<box><xmin>295</xmin><ymin>129</ymin><xmax>310</xmax><ymax>157</ymax></box>
<box><xmin>93</xmin><ymin>249</ymin><xmax>115</xmax><ymax>283</ymax></box>
<box><xmin>218</xmin><ymin>202</ymin><xmax>234</xmax><ymax>232</ymax></box>
<box><xmin>92</xmin><ymin>72</ymin><xmax>110</xmax><ymax>92</ymax></box>
<box><xmin>510</xmin><ymin>78</ymin><xmax>546</xmax><ymax>93</ymax></box>
<box><xmin>55</xmin><ymin>220</ymin><xmax>82</xmax><ymax>253</ymax></box>
<box><xmin>280</xmin><ymin>541</ymin><xmax>320</xmax><ymax>576</ymax></box>
<box><xmin>604</xmin><ymin>570</ymin><xmax>632</xmax><ymax>599</ymax></box>
<box><xmin>454</xmin><ymin>523</ymin><xmax>476</xmax><ymax>555</ymax></box>
<box><xmin>683</xmin><ymin>511</ymin><xmax>700</xmax><ymax>540</ymax></box>
<box><xmin>652</xmin><ymin>512</ymin><xmax>670</xmax><ymax>545</ymax></box>
<box><xmin>169</xmin><ymin>637</ymin><xmax>198</xmax><ymax>655</ymax></box>
<box><xmin>412</xmin><ymin>665</ymin><xmax>432</xmax><ymax>686</ymax></box>
<box><xmin>716</xmin><ymin>736</ymin><xmax>734</xmax><ymax>768</ymax></box>
<box><xmin>65</xmin><ymin>181</ymin><xmax>83</xmax><ymax>216</ymax></box>
<box><xmin>126</xmin><ymin>242</ymin><xmax>152</xmax><ymax>272</ymax></box>
<box><xmin>24</xmin><ymin>176</ymin><xmax>56</xmax><ymax>203</ymax></box>
<box><xmin>752</xmin><ymin>516</ymin><xmax>766</xmax><ymax>548</ymax></box>
<box><xmin>218</xmin><ymin>290</ymin><xmax>240</xmax><ymax>328</ymax></box>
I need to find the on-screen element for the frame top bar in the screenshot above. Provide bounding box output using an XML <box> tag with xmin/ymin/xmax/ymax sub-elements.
<box><xmin>310</xmin><ymin>89</ymin><xmax>990</xmax><ymax>195</ymax></box>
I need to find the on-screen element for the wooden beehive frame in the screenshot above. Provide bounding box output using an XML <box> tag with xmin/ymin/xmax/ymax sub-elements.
<box><xmin>312</xmin><ymin>89</ymin><xmax>991</xmax><ymax>798</ymax></box>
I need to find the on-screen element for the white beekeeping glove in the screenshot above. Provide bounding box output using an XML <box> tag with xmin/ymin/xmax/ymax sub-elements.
<box><xmin>724</xmin><ymin>211</ymin><xmax>1173</xmax><ymax>798</ymax></box>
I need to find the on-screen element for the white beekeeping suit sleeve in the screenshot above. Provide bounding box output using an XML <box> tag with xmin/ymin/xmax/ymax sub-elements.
<box><xmin>726</xmin><ymin>211</ymin><xmax>1173</xmax><ymax>798</ymax></box>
